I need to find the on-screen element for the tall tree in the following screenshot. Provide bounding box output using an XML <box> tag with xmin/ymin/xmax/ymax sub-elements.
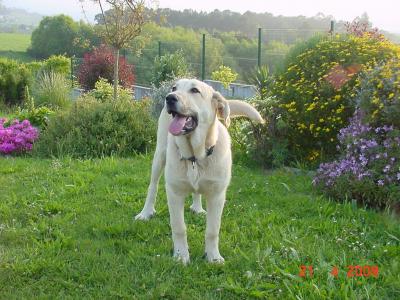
<box><xmin>29</xmin><ymin>15</ymin><xmax>78</xmax><ymax>58</ymax></box>
<box><xmin>82</xmin><ymin>0</ymin><xmax>149</xmax><ymax>100</ymax></box>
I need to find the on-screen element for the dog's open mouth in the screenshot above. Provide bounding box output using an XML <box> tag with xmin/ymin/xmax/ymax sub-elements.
<box><xmin>168</xmin><ymin>110</ymin><xmax>198</xmax><ymax>136</ymax></box>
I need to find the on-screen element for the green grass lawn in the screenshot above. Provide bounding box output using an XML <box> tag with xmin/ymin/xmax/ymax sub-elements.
<box><xmin>0</xmin><ymin>33</ymin><xmax>33</xmax><ymax>62</ymax></box>
<box><xmin>0</xmin><ymin>156</ymin><xmax>399</xmax><ymax>299</ymax></box>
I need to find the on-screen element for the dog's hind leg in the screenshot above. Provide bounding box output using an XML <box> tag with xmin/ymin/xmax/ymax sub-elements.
<box><xmin>190</xmin><ymin>193</ymin><xmax>206</xmax><ymax>214</ymax></box>
<box><xmin>135</xmin><ymin>109</ymin><xmax>169</xmax><ymax>221</ymax></box>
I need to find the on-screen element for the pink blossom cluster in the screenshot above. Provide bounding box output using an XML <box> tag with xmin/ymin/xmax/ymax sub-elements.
<box><xmin>0</xmin><ymin>118</ymin><xmax>39</xmax><ymax>155</ymax></box>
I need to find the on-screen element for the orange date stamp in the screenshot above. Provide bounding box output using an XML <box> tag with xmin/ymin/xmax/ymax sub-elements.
<box><xmin>299</xmin><ymin>265</ymin><xmax>379</xmax><ymax>278</ymax></box>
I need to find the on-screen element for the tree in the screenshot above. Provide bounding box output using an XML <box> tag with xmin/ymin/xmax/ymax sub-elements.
<box><xmin>29</xmin><ymin>15</ymin><xmax>100</xmax><ymax>58</ymax></box>
<box><xmin>82</xmin><ymin>0</ymin><xmax>149</xmax><ymax>100</ymax></box>
<box><xmin>29</xmin><ymin>15</ymin><xmax>79</xmax><ymax>58</ymax></box>
<box><xmin>152</xmin><ymin>50</ymin><xmax>189</xmax><ymax>86</ymax></box>
<box><xmin>78</xmin><ymin>44</ymin><xmax>135</xmax><ymax>90</ymax></box>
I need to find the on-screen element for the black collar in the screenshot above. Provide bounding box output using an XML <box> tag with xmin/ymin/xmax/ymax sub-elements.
<box><xmin>182</xmin><ymin>145</ymin><xmax>215</xmax><ymax>167</ymax></box>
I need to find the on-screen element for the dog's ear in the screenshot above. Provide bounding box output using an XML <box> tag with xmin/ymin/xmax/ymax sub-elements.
<box><xmin>212</xmin><ymin>92</ymin><xmax>231</xmax><ymax>127</ymax></box>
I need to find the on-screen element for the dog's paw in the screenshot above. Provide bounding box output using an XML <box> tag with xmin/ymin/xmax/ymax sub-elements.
<box><xmin>189</xmin><ymin>203</ymin><xmax>207</xmax><ymax>215</ymax></box>
<box><xmin>205</xmin><ymin>252</ymin><xmax>225</xmax><ymax>264</ymax></box>
<box><xmin>134</xmin><ymin>208</ymin><xmax>156</xmax><ymax>221</ymax></box>
<box><xmin>173</xmin><ymin>251</ymin><xmax>190</xmax><ymax>265</ymax></box>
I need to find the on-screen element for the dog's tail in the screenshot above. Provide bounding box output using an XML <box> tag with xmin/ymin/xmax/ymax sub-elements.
<box><xmin>228</xmin><ymin>100</ymin><xmax>265</xmax><ymax>124</ymax></box>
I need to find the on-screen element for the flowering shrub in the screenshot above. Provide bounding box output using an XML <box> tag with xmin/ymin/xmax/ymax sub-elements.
<box><xmin>78</xmin><ymin>45</ymin><xmax>135</xmax><ymax>90</ymax></box>
<box><xmin>344</xmin><ymin>19</ymin><xmax>384</xmax><ymax>41</ymax></box>
<box><xmin>0</xmin><ymin>118</ymin><xmax>39</xmax><ymax>155</ymax></box>
<box><xmin>314</xmin><ymin>60</ymin><xmax>400</xmax><ymax>209</ymax></box>
<box><xmin>272</xmin><ymin>34</ymin><xmax>400</xmax><ymax>162</ymax></box>
<box><xmin>313</xmin><ymin>112</ymin><xmax>400</xmax><ymax>209</ymax></box>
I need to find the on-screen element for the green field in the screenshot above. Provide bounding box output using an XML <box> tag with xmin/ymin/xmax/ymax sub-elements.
<box><xmin>0</xmin><ymin>33</ymin><xmax>33</xmax><ymax>62</ymax></box>
<box><xmin>0</xmin><ymin>156</ymin><xmax>399</xmax><ymax>299</ymax></box>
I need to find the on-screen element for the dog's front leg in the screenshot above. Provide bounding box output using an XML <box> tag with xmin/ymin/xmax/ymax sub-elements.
<box><xmin>190</xmin><ymin>193</ymin><xmax>206</xmax><ymax>214</ymax></box>
<box><xmin>166</xmin><ymin>185</ymin><xmax>190</xmax><ymax>264</ymax></box>
<box><xmin>204</xmin><ymin>190</ymin><xmax>226</xmax><ymax>263</ymax></box>
<box><xmin>135</xmin><ymin>108</ymin><xmax>169</xmax><ymax>221</ymax></box>
<box><xmin>135</xmin><ymin>147</ymin><xmax>165</xmax><ymax>220</ymax></box>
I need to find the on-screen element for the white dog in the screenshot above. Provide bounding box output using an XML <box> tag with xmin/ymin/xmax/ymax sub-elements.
<box><xmin>135</xmin><ymin>79</ymin><xmax>264</xmax><ymax>264</ymax></box>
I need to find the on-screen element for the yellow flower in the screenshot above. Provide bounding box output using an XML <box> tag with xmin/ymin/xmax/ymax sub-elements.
<box><xmin>307</xmin><ymin>102</ymin><xmax>316</xmax><ymax>111</ymax></box>
<box><xmin>372</xmin><ymin>97</ymin><xmax>380</xmax><ymax>104</ymax></box>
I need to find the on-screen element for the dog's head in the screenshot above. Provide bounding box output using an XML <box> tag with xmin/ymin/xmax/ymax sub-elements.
<box><xmin>165</xmin><ymin>79</ymin><xmax>230</xmax><ymax>136</ymax></box>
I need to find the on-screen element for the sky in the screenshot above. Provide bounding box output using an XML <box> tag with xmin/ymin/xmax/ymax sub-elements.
<box><xmin>3</xmin><ymin>0</ymin><xmax>400</xmax><ymax>33</ymax></box>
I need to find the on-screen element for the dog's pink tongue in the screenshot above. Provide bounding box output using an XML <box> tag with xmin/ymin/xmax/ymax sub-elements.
<box><xmin>169</xmin><ymin>115</ymin><xmax>187</xmax><ymax>135</ymax></box>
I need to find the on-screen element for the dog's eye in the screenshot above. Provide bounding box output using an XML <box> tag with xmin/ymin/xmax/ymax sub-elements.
<box><xmin>172</xmin><ymin>86</ymin><xmax>177</xmax><ymax>92</ymax></box>
<box><xmin>190</xmin><ymin>87</ymin><xmax>200</xmax><ymax>93</ymax></box>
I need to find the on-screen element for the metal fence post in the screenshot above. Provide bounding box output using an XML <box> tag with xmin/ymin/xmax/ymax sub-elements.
<box><xmin>201</xmin><ymin>33</ymin><xmax>206</xmax><ymax>81</ymax></box>
<box><xmin>158</xmin><ymin>41</ymin><xmax>161</xmax><ymax>57</ymax></box>
<box><xmin>258</xmin><ymin>28</ymin><xmax>262</xmax><ymax>68</ymax></box>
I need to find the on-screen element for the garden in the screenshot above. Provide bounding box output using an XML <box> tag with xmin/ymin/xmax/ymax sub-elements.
<box><xmin>1</xmin><ymin>3</ymin><xmax>400</xmax><ymax>298</ymax></box>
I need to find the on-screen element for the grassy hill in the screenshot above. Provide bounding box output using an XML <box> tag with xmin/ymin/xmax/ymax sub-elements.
<box><xmin>0</xmin><ymin>156</ymin><xmax>399</xmax><ymax>298</ymax></box>
<box><xmin>0</xmin><ymin>32</ymin><xmax>33</xmax><ymax>61</ymax></box>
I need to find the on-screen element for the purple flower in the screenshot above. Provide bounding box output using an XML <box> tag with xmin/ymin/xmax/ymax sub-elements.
<box><xmin>0</xmin><ymin>118</ymin><xmax>39</xmax><ymax>155</ymax></box>
<box><xmin>383</xmin><ymin>165</ymin><xmax>391</xmax><ymax>173</ymax></box>
<box><xmin>314</xmin><ymin>108</ymin><xmax>400</xmax><ymax>195</ymax></box>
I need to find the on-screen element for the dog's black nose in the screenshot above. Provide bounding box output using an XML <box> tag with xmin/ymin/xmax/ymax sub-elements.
<box><xmin>166</xmin><ymin>94</ymin><xmax>178</xmax><ymax>105</ymax></box>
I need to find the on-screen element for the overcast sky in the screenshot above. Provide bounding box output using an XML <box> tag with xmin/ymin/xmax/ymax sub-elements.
<box><xmin>3</xmin><ymin>0</ymin><xmax>400</xmax><ymax>33</ymax></box>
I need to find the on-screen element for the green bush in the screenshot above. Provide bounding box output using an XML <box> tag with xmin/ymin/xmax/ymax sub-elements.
<box><xmin>229</xmin><ymin>96</ymin><xmax>290</xmax><ymax>168</ymax></box>
<box><xmin>88</xmin><ymin>78</ymin><xmax>132</xmax><ymax>103</ymax></box>
<box><xmin>152</xmin><ymin>50</ymin><xmax>189</xmax><ymax>87</ymax></box>
<box><xmin>271</xmin><ymin>34</ymin><xmax>400</xmax><ymax>163</ymax></box>
<box><xmin>0</xmin><ymin>58</ymin><xmax>32</xmax><ymax>106</ymax></box>
<box><xmin>26</xmin><ymin>55</ymin><xmax>71</xmax><ymax>77</ymax></box>
<box><xmin>33</xmin><ymin>71</ymin><xmax>71</xmax><ymax>109</ymax></box>
<box><xmin>41</xmin><ymin>55</ymin><xmax>71</xmax><ymax>76</ymax></box>
<box><xmin>14</xmin><ymin>86</ymin><xmax>54</xmax><ymax>128</ymax></box>
<box><xmin>34</xmin><ymin>96</ymin><xmax>156</xmax><ymax>158</ymax></box>
<box><xmin>247</xmin><ymin>65</ymin><xmax>273</xmax><ymax>100</ymax></box>
<box><xmin>15</xmin><ymin>106</ymin><xmax>54</xmax><ymax>129</ymax></box>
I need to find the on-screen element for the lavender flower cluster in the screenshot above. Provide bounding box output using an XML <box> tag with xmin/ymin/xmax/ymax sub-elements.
<box><xmin>313</xmin><ymin>112</ymin><xmax>400</xmax><ymax>189</ymax></box>
<box><xmin>0</xmin><ymin>118</ymin><xmax>39</xmax><ymax>155</ymax></box>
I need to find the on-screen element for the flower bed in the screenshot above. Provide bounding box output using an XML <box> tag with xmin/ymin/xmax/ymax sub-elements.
<box><xmin>313</xmin><ymin>112</ymin><xmax>400</xmax><ymax>207</ymax></box>
<box><xmin>0</xmin><ymin>118</ymin><xmax>39</xmax><ymax>155</ymax></box>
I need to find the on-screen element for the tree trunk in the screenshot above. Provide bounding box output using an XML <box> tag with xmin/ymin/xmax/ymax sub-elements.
<box><xmin>113</xmin><ymin>48</ymin><xmax>120</xmax><ymax>101</ymax></box>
